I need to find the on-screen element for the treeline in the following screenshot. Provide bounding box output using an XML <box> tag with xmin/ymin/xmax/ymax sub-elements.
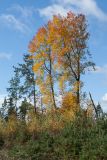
<box><xmin>1</xmin><ymin>54</ymin><xmax>37</xmax><ymax>119</ymax></box>
<box><xmin>0</xmin><ymin>11</ymin><xmax>107</xmax><ymax>160</ymax></box>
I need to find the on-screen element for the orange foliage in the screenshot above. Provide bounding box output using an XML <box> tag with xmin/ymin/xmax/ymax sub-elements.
<box><xmin>29</xmin><ymin>11</ymin><xmax>89</xmax><ymax>109</ymax></box>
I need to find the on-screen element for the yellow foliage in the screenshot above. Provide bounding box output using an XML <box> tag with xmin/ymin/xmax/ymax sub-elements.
<box><xmin>33</xmin><ymin>61</ymin><xmax>43</xmax><ymax>73</ymax></box>
<box><xmin>43</xmin><ymin>109</ymin><xmax>64</xmax><ymax>132</ymax></box>
<box><xmin>6</xmin><ymin>115</ymin><xmax>18</xmax><ymax>138</ymax></box>
<box><xmin>0</xmin><ymin>118</ymin><xmax>6</xmax><ymax>136</ymax></box>
<box><xmin>59</xmin><ymin>74</ymin><xmax>68</xmax><ymax>91</ymax></box>
<box><xmin>62</xmin><ymin>92</ymin><xmax>77</xmax><ymax>111</ymax></box>
<box><xmin>86</xmin><ymin>106</ymin><xmax>94</xmax><ymax>118</ymax></box>
<box><xmin>61</xmin><ymin>92</ymin><xmax>78</xmax><ymax>121</ymax></box>
<box><xmin>27</xmin><ymin>110</ymin><xmax>40</xmax><ymax>135</ymax></box>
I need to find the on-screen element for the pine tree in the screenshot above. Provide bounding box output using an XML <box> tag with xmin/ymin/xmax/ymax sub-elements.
<box><xmin>14</xmin><ymin>54</ymin><xmax>37</xmax><ymax>113</ymax></box>
<box><xmin>7</xmin><ymin>68</ymin><xmax>20</xmax><ymax>111</ymax></box>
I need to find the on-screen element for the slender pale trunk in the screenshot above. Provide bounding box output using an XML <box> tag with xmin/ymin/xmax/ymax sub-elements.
<box><xmin>49</xmin><ymin>52</ymin><xmax>57</xmax><ymax>110</ymax></box>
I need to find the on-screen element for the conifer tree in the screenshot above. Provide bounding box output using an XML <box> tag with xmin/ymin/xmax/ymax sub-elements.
<box><xmin>14</xmin><ymin>54</ymin><xmax>37</xmax><ymax>113</ymax></box>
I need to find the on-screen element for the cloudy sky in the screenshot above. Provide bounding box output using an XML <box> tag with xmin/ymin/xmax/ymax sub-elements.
<box><xmin>0</xmin><ymin>0</ymin><xmax>107</xmax><ymax>111</ymax></box>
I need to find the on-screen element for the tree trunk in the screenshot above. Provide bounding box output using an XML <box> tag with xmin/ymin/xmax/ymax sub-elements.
<box><xmin>76</xmin><ymin>54</ymin><xmax>80</xmax><ymax>106</ymax></box>
<box><xmin>50</xmin><ymin>79</ymin><xmax>57</xmax><ymax>109</ymax></box>
<box><xmin>76</xmin><ymin>80</ymin><xmax>80</xmax><ymax>106</ymax></box>
<box><xmin>49</xmin><ymin>51</ymin><xmax>57</xmax><ymax>110</ymax></box>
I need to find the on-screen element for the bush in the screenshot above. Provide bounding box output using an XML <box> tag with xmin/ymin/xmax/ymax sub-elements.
<box><xmin>0</xmin><ymin>110</ymin><xmax>107</xmax><ymax>159</ymax></box>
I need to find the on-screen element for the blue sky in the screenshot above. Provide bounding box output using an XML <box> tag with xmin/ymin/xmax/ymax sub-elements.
<box><xmin>0</xmin><ymin>0</ymin><xmax>107</xmax><ymax>110</ymax></box>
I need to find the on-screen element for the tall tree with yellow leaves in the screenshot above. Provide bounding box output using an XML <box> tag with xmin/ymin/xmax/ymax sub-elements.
<box><xmin>29</xmin><ymin>26</ymin><xmax>57</xmax><ymax>109</ymax></box>
<box><xmin>48</xmin><ymin>12</ymin><xmax>95</xmax><ymax>106</ymax></box>
<box><xmin>29</xmin><ymin>11</ymin><xmax>95</xmax><ymax>109</ymax></box>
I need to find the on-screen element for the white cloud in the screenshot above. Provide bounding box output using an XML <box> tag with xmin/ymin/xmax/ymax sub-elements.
<box><xmin>0</xmin><ymin>14</ymin><xmax>30</xmax><ymax>33</ymax></box>
<box><xmin>0</xmin><ymin>4</ymin><xmax>36</xmax><ymax>34</ymax></box>
<box><xmin>38</xmin><ymin>5</ymin><xmax>69</xmax><ymax>18</ymax></box>
<box><xmin>94</xmin><ymin>65</ymin><xmax>107</xmax><ymax>74</ymax></box>
<box><xmin>0</xmin><ymin>52</ymin><xmax>12</xmax><ymax>60</ymax></box>
<box><xmin>101</xmin><ymin>93</ymin><xmax>107</xmax><ymax>112</ymax></box>
<box><xmin>9</xmin><ymin>4</ymin><xmax>34</xmax><ymax>18</ymax></box>
<box><xmin>39</xmin><ymin>0</ymin><xmax>107</xmax><ymax>21</ymax></box>
<box><xmin>102</xmin><ymin>93</ymin><xmax>107</xmax><ymax>103</ymax></box>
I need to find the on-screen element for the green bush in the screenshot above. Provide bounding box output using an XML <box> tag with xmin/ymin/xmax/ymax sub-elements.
<box><xmin>1</xmin><ymin>113</ymin><xmax>107</xmax><ymax>159</ymax></box>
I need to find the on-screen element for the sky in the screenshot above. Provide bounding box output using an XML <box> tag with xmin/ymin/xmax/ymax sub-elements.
<box><xmin>0</xmin><ymin>0</ymin><xmax>107</xmax><ymax>111</ymax></box>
